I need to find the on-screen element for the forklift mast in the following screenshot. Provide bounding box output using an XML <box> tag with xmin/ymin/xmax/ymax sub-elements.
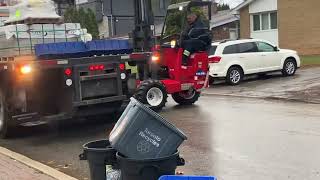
<box><xmin>132</xmin><ymin>0</ymin><xmax>155</xmax><ymax>52</ymax></box>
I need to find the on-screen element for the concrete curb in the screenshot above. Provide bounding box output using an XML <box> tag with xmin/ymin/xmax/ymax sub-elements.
<box><xmin>0</xmin><ymin>146</ymin><xmax>78</xmax><ymax>180</ymax></box>
<box><xmin>202</xmin><ymin>92</ymin><xmax>320</xmax><ymax>104</ymax></box>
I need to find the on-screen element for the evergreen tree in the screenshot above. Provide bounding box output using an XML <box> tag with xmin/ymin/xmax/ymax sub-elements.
<box><xmin>63</xmin><ymin>7</ymin><xmax>100</xmax><ymax>39</ymax></box>
<box><xmin>86</xmin><ymin>9</ymin><xmax>99</xmax><ymax>39</ymax></box>
<box><xmin>78</xmin><ymin>8</ymin><xmax>87</xmax><ymax>28</ymax></box>
<box><xmin>217</xmin><ymin>3</ymin><xmax>230</xmax><ymax>11</ymax></box>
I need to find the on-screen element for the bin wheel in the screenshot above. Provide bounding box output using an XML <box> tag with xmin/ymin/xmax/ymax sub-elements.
<box><xmin>172</xmin><ymin>89</ymin><xmax>200</xmax><ymax>105</ymax></box>
<box><xmin>134</xmin><ymin>80</ymin><xmax>168</xmax><ymax>111</ymax></box>
<box><xmin>0</xmin><ymin>89</ymin><xmax>13</xmax><ymax>139</ymax></box>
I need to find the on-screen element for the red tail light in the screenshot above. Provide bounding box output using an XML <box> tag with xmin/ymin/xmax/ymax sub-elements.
<box><xmin>64</xmin><ymin>68</ymin><xmax>72</xmax><ymax>76</ymax></box>
<box><xmin>209</xmin><ymin>56</ymin><xmax>222</xmax><ymax>63</ymax></box>
<box><xmin>89</xmin><ymin>64</ymin><xmax>105</xmax><ymax>71</ymax></box>
<box><xmin>99</xmin><ymin>65</ymin><xmax>105</xmax><ymax>70</ymax></box>
<box><xmin>119</xmin><ymin>63</ymin><xmax>125</xmax><ymax>71</ymax></box>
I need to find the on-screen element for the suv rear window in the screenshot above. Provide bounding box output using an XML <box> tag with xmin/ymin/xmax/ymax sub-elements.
<box><xmin>238</xmin><ymin>42</ymin><xmax>258</xmax><ymax>53</ymax></box>
<box><xmin>208</xmin><ymin>46</ymin><xmax>217</xmax><ymax>56</ymax></box>
<box><xmin>223</xmin><ymin>44</ymin><xmax>238</xmax><ymax>54</ymax></box>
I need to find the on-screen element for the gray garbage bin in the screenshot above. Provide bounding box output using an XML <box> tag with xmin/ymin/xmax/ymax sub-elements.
<box><xmin>109</xmin><ymin>98</ymin><xmax>187</xmax><ymax>159</ymax></box>
<box><xmin>79</xmin><ymin>139</ymin><xmax>117</xmax><ymax>180</ymax></box>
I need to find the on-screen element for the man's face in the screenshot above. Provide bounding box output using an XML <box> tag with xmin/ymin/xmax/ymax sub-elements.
<box><xmin>187</xmin><ymin>14</ymin><xmax>197</xmax><ymax>25</ymax></box>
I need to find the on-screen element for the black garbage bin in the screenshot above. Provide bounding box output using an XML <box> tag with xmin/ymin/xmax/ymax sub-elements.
<box><xmin>79</xmin><ymin>139</ymin><xmax>117</xmax><ymax>180</ymax></box>
<box><xmin>116</xmin><ymin>151</ymin><xmax>185</xmax><ymax>180</ymax></box>
<box><xmin>109</xmin><ymin>98</ymin><xmax>187</xmax><ymax>159</ymax></box>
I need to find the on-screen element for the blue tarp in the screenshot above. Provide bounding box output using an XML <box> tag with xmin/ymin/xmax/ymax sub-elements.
<box><xmin>35</xmin><ymin>39</ymin><xmax>132</xmax><ymax>59</ymax></box>
<box><xmin>86</xmin><ymin>39</ymin><xmax>133</xmax><ymax>56</ymax></box>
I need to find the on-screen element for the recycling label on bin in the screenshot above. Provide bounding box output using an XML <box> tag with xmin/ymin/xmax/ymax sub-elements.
<box><xmin>137</xmin><ymin>128</ymin><xmax>161</xmax><ymax>153</ymax></box>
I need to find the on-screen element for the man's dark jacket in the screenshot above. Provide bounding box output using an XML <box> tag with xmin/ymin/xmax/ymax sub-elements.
<box><xmin>183</xmin><ymin>17</ymin><xmax>212</xmax><ymax>47</ymax></box>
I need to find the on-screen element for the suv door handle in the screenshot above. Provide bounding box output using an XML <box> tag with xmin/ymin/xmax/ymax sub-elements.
<box><xmin>239</xmin><ymin>57</ymin><xmax>245</xmax><ymax>59</ymax></box>
<box><xmin>261</xmin><ymin>54</ymin><xmax>267</xmax><ymax>56</ymax></box>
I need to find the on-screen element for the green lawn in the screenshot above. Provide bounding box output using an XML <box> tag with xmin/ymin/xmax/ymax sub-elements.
<box><xmin>301</xmin><ymin>56</ymin><xmax>320</xmax><ymax>66</ymax></box>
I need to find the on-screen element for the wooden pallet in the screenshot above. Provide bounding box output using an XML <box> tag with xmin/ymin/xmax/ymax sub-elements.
<box><xmin>5</xmin><ymin>17</ymin><xmax>64</xmax><ymax>25</ymax></box>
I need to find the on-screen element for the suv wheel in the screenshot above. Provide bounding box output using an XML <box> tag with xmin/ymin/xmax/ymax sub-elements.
<box><xmin>226</xmin><ymin>66</ymin><xmax>243</xmax><ymax>85</ymax></box>
<box><xmin>282</xmin><ymin>59</ymin><xmax>297</xmax><ymax>76</ymax></box>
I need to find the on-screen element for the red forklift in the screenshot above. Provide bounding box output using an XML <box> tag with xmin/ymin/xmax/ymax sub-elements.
<box><xmin>129</xmin><ymin>0</ymin><xmax>213</xmax><ymax>111</ymax></box>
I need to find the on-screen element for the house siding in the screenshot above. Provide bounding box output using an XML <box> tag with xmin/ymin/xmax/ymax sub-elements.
<box><xmin>239</xmin><ymin>6</ymin><xmax>250</xmax><ymax>39</ymax></box>
<box><xmin>212</xmin><ymin>22</ymin><xmax>238</xmax><ymax>41</ymax></box>
<box><xmin>249</xmin><ymin>0</ymin><xmax>277</xmax><ymax>14</ymax></box>
<box><xmin>278</xmin><ymin>0</ymin><xmax>320</xmax><ymax>55</ymax></box>
<box><xmin>249</xmin><ymin>0</ymin><xmax>279</xmax><ymax>45</ymax></box>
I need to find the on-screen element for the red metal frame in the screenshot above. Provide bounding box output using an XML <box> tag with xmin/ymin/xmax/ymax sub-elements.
<box><xmin>158</xmin><ymin>48</ymin><xmax>209</xmax><ymax>94</ymax></box>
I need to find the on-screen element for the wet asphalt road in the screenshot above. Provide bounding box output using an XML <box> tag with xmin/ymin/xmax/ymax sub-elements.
<box><xmin>206</xmin><ymin>67</ymin><xmax>320</xmax><ymax>103</ymax></box>
<box><xmin>0</xmin><ymin>95</ymin><xmax>319</xmax><ymax>180</ymax></box>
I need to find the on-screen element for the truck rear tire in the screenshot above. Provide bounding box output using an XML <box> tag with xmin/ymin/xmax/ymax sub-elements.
<box><xmin>172</xmin><ymin>90</ymin><xmax>200</xmax><ymax>105</ymax></box>
<box><xmin>133</xmin><ymin>80</ymin><xmax>168</xmax><ymax>111</ymax></box>
<box><xmin>0</xmin><ymin>89</ymin><xmax>13</xmax><ymax>139</ymax></box>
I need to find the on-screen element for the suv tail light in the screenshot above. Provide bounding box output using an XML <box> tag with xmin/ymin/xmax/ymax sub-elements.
<box><xmin>209</xmin><ymin>56</ymin><xmax>222</xmax><ymax>63</ymax></box>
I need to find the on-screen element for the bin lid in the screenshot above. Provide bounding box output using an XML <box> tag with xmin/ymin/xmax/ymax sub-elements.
<box><xmin>130</xmin><ymin>97</ymin><xmax>188</xmax><ymax>140</ymax></box>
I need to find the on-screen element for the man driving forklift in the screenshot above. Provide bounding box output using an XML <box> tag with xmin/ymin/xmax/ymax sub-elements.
<box><xmin>181</xmin><ymin>12</ymin><xmax>212</xmax><ymax>66</ymax></box>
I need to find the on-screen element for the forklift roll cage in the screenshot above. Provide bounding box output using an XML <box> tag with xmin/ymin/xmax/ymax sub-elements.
<box><xmin>160</xmin><ymin>0</ymin><xmax>212</xmax><ymax>46</ymax></box>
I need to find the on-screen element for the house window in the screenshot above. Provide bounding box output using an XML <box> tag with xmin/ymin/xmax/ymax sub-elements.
<box><xmin>270</xmin><ymin>12</ymin><xmax>278</xmax><ymax>29</ymax></box>
<box><xmin>261</xmin><ymin>13</ymin><xmax>269</xmax><ymax>30</ymax></box>
<box><xmin>253</xmin><ymin>15</ymin><xmax>260</xmax><ymax>31</ymax></box>
<box><xmin>252</xmin><ymin>12</ymin><xmax>277</xmax><ymax>31</ymax></box>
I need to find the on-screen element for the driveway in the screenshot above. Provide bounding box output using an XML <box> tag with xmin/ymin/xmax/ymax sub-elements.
<box><xmin>204</xmin><ymin>67</ymin><xmax>320</xmax><ymax>103</ymax></box>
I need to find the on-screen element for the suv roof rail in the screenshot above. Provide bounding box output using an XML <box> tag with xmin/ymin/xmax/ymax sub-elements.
<box><xmin>220</xmin><ymin>39</ymin><xmax>233</xmax><ymax>43</ymax></box>
<box><xmin>211</xmin><ymin>39</ymin><xmax>233</xmax><ymax>43</ymax></box>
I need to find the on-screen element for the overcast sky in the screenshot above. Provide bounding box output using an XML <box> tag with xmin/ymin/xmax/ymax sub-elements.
<box><xmin>217</xmin><ymin>0</ymin><xmax>244</xmax><ymax>8</ymax></box>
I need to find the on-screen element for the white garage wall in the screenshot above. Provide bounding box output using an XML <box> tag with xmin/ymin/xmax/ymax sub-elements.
<box><xmin>249</xmin><ymin>0</ymin><xmax>277</xmax><ymax>13</ymax></box>
<box><xmin>249</xmin><ymin>0</ymin><xmax>279</xmax><ymax>46</ymax></box>
<box><xmin>251</xmin><ymin>30</ymin><xmax>279</xmax><ymax>46</ymax></box>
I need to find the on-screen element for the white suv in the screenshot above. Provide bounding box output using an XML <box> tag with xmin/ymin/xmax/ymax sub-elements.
<box><xmin>208</xmin><ymin>39</ymin><xmax>301</xmax><ymax>85</ymax></box>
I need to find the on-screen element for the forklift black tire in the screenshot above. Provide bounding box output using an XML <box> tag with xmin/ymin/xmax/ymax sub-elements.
<box><xmin>172</xmin><ymin>90</ymin><xmax>201</xmax><ymax>105</ymax></box>
<box><xmin>0</xmin><ymin>89</ymin><xmax>13</xmax><ymax>139</ymax></box>
<box><xmin>133</xmin><ymin>80</ymin><xmax>168</xmax><ymax>111</ymax></box>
